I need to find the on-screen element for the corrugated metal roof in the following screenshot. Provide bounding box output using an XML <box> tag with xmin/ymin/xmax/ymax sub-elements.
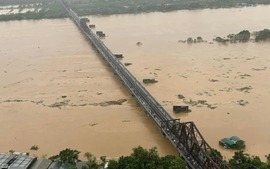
<box><xmin>220</xmin><ymin>138</ymin><xmax>235</xmax><ymax>146</ymax></box>
<box><xmin>29</xmin><ymin>159</ymin><xmax>52</xmax><ymax>169</ymax></box>
<box><xmin>0</xmin><ymin>154</ymin><xmax>36</xmax><ymax>169</ymax></box>
<box><xmin>230</xmin><ymin>136</ymin><xmax>241</xmax><ymax>143</ymax></box>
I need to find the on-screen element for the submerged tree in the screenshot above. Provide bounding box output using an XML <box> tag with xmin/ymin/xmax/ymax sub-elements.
<box><xmin>49</xmin><ymin>148</ymin><xmax>80</xmax><ymax>165</ymax></box>
<box><xmin>234</xmin><ymin>30</ymin><xmax>251</xmax><ymax>42</ymax></box>
<box><xmin>255</xmin><ymin>29</ymin><xmax>270</xmax><ymax>42</ymax></box>
<box><xmin>228</xmin><ymin>151</ymin><xmax>270</xmax><ymax>169</ymax></box>
<box><xmin>107</xmin><ymin>146</ymin><xmax>186</xmax><ymax>169</ymax></box>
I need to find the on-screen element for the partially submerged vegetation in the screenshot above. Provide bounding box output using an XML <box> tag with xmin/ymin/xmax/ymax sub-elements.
<box><xmin>48</xmin><ymin>147</ymin><xmax>187</xmax><ymax>169</ymax></box>
<box><xmin>178</xmin><ymin>36</ymin><xmax>207</xmax><ymax>44</ymax></box>
<box><xmin>255</xmin><ymin>29</ymin><xmax>270</xmax><ymax>42</ymax></box>
<box><xmin>17</xmin><ymin>146</ymin><xmax>270</xmax><ymax>169</ymax></box>
<box><xmin>214</xmin><ymin>29</ymin><xmax>270</xmax><ymax>43</ymax></box>
<box><xmin>180</xmin><ymin>29</ymin><xmax>270</xmax><ymax>45</ymax></box>
<box><xmin>30</xmin><ymin>145</ymin><xmax>39</xmax><ymax>151</ymax></box>
<box><xmin>1</xmin><ymin>0</ymin><xmax>270</xmax><ymax>21</ymax></box>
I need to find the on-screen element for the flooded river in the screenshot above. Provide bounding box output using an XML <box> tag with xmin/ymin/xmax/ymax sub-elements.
<box><xmin>0</xmin><ymin>5</ymin><xmax>270</xmax><ymax>160</ymax></box>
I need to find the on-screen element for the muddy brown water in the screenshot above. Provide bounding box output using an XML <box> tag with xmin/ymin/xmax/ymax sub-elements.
<box><xmin>0</xmin><ymin>5</ymin><xmax>270</xmax><ymax>160</ymax></box>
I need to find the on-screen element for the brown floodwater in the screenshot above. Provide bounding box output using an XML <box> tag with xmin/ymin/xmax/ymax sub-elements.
<box><xmin>0</xmin><ymin>5</ymin><xmax>270</xmax><ymax>160</ymax></box>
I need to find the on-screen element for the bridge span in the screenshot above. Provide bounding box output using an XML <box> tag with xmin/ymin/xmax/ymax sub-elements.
<box><xmin>59</xmin><ymin>1</ymin><xmax>230</xmax><ymax>168</ymax></box>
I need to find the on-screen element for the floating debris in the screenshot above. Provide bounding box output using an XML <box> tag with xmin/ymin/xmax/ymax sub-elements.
<box><xmin>136</xmin><ymin>42</ymin><xmax>142</xmax><ymax>46</ymax></box>
<box><xmin>252</xmin><ymin>67</ymin><xmax>267</xmax><ymax>71</ymax></box>
<box><xmin>114</xmin><ymin>54</ymin><xmax>123</xmax><ymax>59</ymax></box>
<box><xmin>143</xmin><ymin>78</ymin><xmax>158</xmax><ymax>84</ymax></box>
<box><xmin>236</xmin><ymin>86</ymin><xmax>253</xmax><ymax>93</ymax></box>
<box><xmin>183</xmin><ymin>98</ymin><xmax>217</xmax><ymax>109</ymax></box>
<box><xmin>124</xmin><ymin>63</ymin><xmax>132</xmax><ymax>66</ymax></box>
<box><xmin>48</xmin><ymin>100</ymin><xmax>70</xmax><ymax>109</ymax></box>
<box><xmin>209</xmin><ymin>79</ymin><xmax>219</xmax><ymax>82</ymax></box>
<box><xmin>177</xmin><ymin>94</ymin><xmax>185</xmax><ymax>99</ymax></box>
<box><xmin>237</xmin><ymin>100</ymin><xmax>249</xmax><ymax>106</ymax></box>
<box><xmin>89</xmin><ymin>123</ymin><xmax>98</xmax><ymax>127</ymax></box>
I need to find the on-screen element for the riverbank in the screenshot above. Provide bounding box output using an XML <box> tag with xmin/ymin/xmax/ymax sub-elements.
<box><xmin>1</xmin><ymin>0</ymin><xmax>270</xmax><ymax>21</ymax></box>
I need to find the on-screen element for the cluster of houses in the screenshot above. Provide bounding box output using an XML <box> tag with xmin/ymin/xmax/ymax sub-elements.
<box><xmin>219</xmin><ymin>136</ymin><xmax>245</xmax><ymax>149</ymax></box>
<box><xmin>0</xmin><ymin>153</ymin><xmax>107</xmax><ymax>169</ymax></box>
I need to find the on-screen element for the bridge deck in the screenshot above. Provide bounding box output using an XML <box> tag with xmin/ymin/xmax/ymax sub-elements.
<box><xmin>58</xmin><ymin>1</ymin><xmax>230</xmax><ymax>168</ymax></box>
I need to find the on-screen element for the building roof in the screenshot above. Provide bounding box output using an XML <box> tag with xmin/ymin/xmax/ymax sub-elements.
<box><xmin>29</xmin><ymin>159</ymin><xmax>52</xmax><ymax>169</ymax></box>
<box><xmin>0</xmin><ymin>153</ymin><xmax>87</xmax><ymax>169</ymax></box>
<box><xmin>48</xmin><ymin>161</ymin><xmax>62</xmax><ymax>169</ymax></box>
<box><xmin>48</xmin><ymin>161</ymin><xmax>71</xmax><ymax>169</ymax></box>
<box><xmin>220</xmin><ymin>138</ymin><xmax>235</xmax><ymax>146</ymax></box>
<box><xmin>0</xmin><ymin>154</ymin><xmax>36</xmax><ymax>169</ymax></box>
<box><xmin>230</xmin><ymin>136</ymin><xmax>241</xmax><ymax>143</ymax></box>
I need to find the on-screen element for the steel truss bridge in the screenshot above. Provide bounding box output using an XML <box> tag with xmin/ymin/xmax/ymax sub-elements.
<box><xmin>59</xmin><ymin>1</ymin><xmax>230</xmax><ymax>168</ymax></box>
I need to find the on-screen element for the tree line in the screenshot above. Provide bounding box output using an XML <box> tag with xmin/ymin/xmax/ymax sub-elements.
<box><xmin>49</xmin><ymin>146</ymin><xmax>270</xmax><ymax>169</ymax></box>
<box><xmin>1</xmin><ymin>0</ymin><xmax>270</xmax><ymax>21</ymax></box>
<box><xmin>214</xmin><ymin>29</ymin><xmax>270</xmax><ymax>43</ymax></box>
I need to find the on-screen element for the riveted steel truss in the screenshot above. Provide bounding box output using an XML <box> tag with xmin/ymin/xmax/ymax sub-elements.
<box><xmin>162</xmin><ymin>119</ymin><xmax>230</xmax><ymax>169</ymax></box>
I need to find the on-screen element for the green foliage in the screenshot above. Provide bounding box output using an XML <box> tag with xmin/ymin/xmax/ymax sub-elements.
<box><xmin>49</xmin><ymin>148</ymin><xmax>80</xmax><ymax>165</ymax></box>
<box><xmin>228</xmin><ymin>151</ymin><xmax>270</xmax><ymax>169</ymax></box>
<box><xmin>66</xmin><ymin>0</ymin><xmax>270</xmax><ymax>16</ymax></box>
<box><xmin>209</xmin><ymin>149</ymin><xmax>223</xmax><ymax>161</ymax></box>
<box><xmin>266</xmin><ymin>154</ymin><xmax>270</xmax><ymax>167</ymax></box>
<box><xmin>130</xmin><ymin>146</ymin><xmax>160</xmax><ymax>169</ymax></box>
<box><xmin>107</xmin><ymin>160</ymin><xmax>119</xmax><ymax>169</ymax></box>
<box><xmin>187</xmin><ymin>37</ymin><xmax>194</xmax><ymax>44</ymax></box>
<box><xmin>214</xmin><ymin>37</ymin><xmax>229</xmax><ymax>44</ymax></box>
<box><xmin>107</xmin><ymin>146</ymin><xmax>186</xmax><ymax>169</ymax></box>
<box><xmin>49</xmin><ymin>154</ymin><xmax>60</xmax><ymax>161</ymax></box>
<box><xmin>59</xmin><ymin>149</ymin><xmax>80</xmax><ymax>165</ymax></box>
<box><xmin>1</xmin><ymin>0</ymin><xmax>270</xmax><ymax>21</ymax></box>
<box><xmin>234</xmin><ymin>30</ymin><xmax>251</xmax><ymax>42</ymax></box>
<box><xmin>99</xmin><ymin>156</ymin><xmax>107</xmax><ymax>168</ymax></box>
<box><xmin>207</xmin><ymin>149</ymin><xmax>230</xmax><ymax>167</ymax></box>
<box><xmin>255</xmin><ymin>29</ymin><xmax>270</xmax><ymax>42</ymax></box>
<box><xmin>82</xmin><ymin>152</ymin><xmax>99</xmax><ymax>169</ymax></box>
<box><xmin>214</xmin><ymin>30</ymin><xmax>250</xmax><ymax>43</ymax></box>
<box><xmin>69</xmin><ymin>165</ymin><xmax>77</xmax><ymax>169</ymax></box>
<box><xmin>30</xmin><ymin>145</ymin><xmax>39</xmax><ymax>151</ymax></box>
<box><xmin>160</xmin><ymin>155</ymin><xmax>186</xmax><ymax>169</ymax></box>
<box><xmin>232</xmin><ymin>140</ymin><xmax>246</xmax><ymax>150</ymax></box>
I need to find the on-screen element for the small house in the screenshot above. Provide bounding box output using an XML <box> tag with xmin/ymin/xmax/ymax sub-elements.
<box><xmin>219</xmin><ymin>138</ymin><xmax>235</xmax><ymax>149</ymax></box>
<box><xmin>219</xmin><ymin>136</ymin><xmax>245</xmax><ymax>150</ymax></box>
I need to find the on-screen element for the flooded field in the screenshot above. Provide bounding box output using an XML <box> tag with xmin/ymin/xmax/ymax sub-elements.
<box><xmin>1</xmin><ymin>5</ymin><xmax>270</xmax><ymax>159</ymax></box>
